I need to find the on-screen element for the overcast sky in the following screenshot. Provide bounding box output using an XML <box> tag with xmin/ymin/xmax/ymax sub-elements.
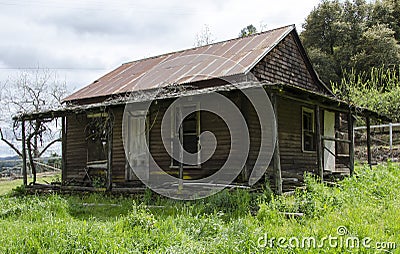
<box><xmin>0</xmin><ymin>0</ymin><xmax>320</xmax><ymax>156</ymax></box>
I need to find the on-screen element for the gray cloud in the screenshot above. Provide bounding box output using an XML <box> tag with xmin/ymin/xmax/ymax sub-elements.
<box><xmin>0</xmin><ymin>44</ymin><xmax>105</xmax><ymax>69</ymax></box>
<box><xmin>0</xmin><ymin>0</ymin><xmax>321</xmax><ymax>157</ymax></box>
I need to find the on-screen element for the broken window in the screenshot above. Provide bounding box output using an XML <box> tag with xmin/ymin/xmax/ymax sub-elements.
<box><xmin>171</xmin><ymin>104</ymin><xmax>201</xmax><ymax>167</ymax></box>
<box><xmin>86</xmin><ymin>113</ymin><xmax>108</xmax><ymax>166</ymax></box>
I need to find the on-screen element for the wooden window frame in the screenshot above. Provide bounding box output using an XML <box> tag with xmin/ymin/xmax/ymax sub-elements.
<box><xmin>302</xmin><ymin>107</ymin><xmax>316</xmax><ymax>153</ymax></box>
<box><xmin>170</xmin><ymin>103</ymin><xmax>201</xmax><ymax>169</ymax></box>
<box><xmin>86</xmin><ymin>114</ymin><xmax>108</xmax><ymax>166</ymax></box>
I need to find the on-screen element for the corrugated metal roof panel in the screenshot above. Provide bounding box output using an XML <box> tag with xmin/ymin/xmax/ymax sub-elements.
<box><xmin>64</xmin><ymin>25</ymin><xmax>294</xmax><ymax>102</ymax></box>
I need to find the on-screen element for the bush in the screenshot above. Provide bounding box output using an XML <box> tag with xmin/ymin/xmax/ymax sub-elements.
<box><xmin>332</xmin><ymin>67</ymin><xmax>400</xmax><ymax>121</ymax></box>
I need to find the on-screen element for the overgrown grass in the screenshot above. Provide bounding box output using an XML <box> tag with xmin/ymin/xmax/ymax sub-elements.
<box><xmin>0</xmin><ymin>165</ymin><xmax>399</xmax><ymax>253</ymax></box>
<box><xmin>0</xmin><ymin>174</ymin><xmax>60</xmax><ymax>196</ymax></box>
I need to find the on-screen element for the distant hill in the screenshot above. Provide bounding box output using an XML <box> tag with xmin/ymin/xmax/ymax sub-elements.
<box><xmin>0</xmin><ymin>155</ymin><xmax>19</xmax><ymax>161</ymax></box>
<box><xmin>0</xmin><ymin>155</ymin><xmax>20</xmax><ymax>171</ymax></box>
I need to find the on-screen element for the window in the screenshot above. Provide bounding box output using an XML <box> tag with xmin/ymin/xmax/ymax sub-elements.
<box><xmin>302</xmin><ymin>107</ymin><xmax>316</xmax><ymax>152</ymax></box>
<box><xmin>86</xmin><ymin>114</ymin><xmax>108</xmax><ymax>164</ymax></box>
<box><xmin>171</xmin><ymin>104</ymin><xmax>201</xmax><ymax>167</ymax></box>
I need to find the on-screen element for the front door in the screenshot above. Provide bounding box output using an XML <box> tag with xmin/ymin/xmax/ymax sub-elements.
<box><xmin>324</xmin><ymin>111</ymin><xmax>336</xmax><ymax>171</ymax></box>
<box><xmin>126</xmin><ymin>111</ymin><xmax>149</xmax><ymax>181</ymax></box>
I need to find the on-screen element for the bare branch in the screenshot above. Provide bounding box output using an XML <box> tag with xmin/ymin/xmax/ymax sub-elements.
<box><xmin>38</xmin><ymin>138</ymin><xmax>61</xmax><ymax>157</ymax></box>
<box><xmin>0</xmin><ymin>127</ymin><xmax>22</xmax><ymax>157</ymax></box>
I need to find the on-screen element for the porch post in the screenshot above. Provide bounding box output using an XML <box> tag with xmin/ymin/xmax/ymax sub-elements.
<box><xmin>178</xmin><ymin>107</ymin><xmax>184</xmax><ymax>190</ymax></box>
<box><xmin>107</xmin><ymin>111</ymin><xmax>113</xmax><ymax>191</ymax></box>
<box><xmin>366</xmin><ymin>115</ymin><xmax>372</xmax><ymax>169</ymax></box>
<box><xmin>348</xmin><ymin>112</ymin><xmax>355</xmax><ymax>176</ymax></box>
<box><xmin>21</xmin><ymin>119</ymin><xmax>27</xmax><ymax>186</ymax></box>
<box><xmin>315</xmin><ymin>105</ymin><xmax>323</xmax><ymax>180</ymax></box>
<box><xmin>61</xmin><ymin>116</ymin><xmax>67</xmax><ymax>185</ymax></box>
<box><xmin>272</xmin><ymin>94</ymin><xmax>282</xmax><ymax>194</ymax></box>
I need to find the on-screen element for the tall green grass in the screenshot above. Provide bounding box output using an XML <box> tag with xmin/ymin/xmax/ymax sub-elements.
<box><xmin>0</xmin><ymin>164</ymin><xmax>399</xmax><ymax>253</ymax></box>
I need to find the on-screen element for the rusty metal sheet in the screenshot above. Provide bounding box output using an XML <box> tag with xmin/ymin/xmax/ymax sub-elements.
<box><xmin>64</xmin><ymin>25</ymin><xmax>294</xmax><ymax>102</ymax></box>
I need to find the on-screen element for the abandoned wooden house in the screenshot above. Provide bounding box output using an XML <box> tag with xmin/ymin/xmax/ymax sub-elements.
<box><xmin>16</xmin><ymin>25</ymin><xmax>382</xmax><ymax>195</ymax></box>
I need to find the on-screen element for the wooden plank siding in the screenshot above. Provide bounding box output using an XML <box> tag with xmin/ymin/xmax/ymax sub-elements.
<box><xmin>65</xmin><ymin>113</ymin><xmax>88</xmax><ymax>183</ymax></box>
<box><xmin>92</xmin><ymin>91</ymin><xmax>269</xmax><ymax>185</ymax></box>
<box><xmin>64</xmin><ymin>94</ymin><xmax>346</xmax><ymax>190</ymax></box>
<box><xmin>251</xmin><ymin>32</ymin><xmax>326</xmax><ymax>95</ymax></box>
<box><xmin>276</xmin><ymin>97</ymin><xmax>318</xmax><ymax>188</ymax></box>
<box><xmin>111</xmin><ymin>106</ymin><xmax>132</xmax><ymax>185</ymax></box>
<box><xmin>147</xmin><ymin>94</ymin><xmax>239</xmax><ymax>181</ymax></box>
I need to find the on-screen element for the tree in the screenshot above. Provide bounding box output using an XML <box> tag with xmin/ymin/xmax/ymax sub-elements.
<box><xmin>306</xmin><ymin>47</ymin><xmax>340</xmax><ymax>85</ymax></box>
<box><xmin>301</xmin><ymin>0</ymin><xmax>342</xmax><ymax>55</ymax></box>
<box><xmin>369</xmin><ymin>0</ymin><xmax>400</xmax><ymax>41</ymax></box>
<box><xmin>301</xmin><ymin>0</ymin><xmax>400</xmax><ymax>85</ymax></box>
<box><xmin>351</xmin><ymin>24</ymin><xmax>400</xmax><ymax>74</ymax></box>
<box><xmin>239</xmin><ymin>24</ymin><xmax>258</xmax><ymax>37</ymax></box>
<box><xmin>194</xmin><ymin>24</ymin><xmax>215</xmax><ymax>47</ymax></box>
<box><xmin>301</xmin><ymin>0</ymin><xmax>342</xmax><ymax>84</ymax></box>
<box><xmin>0</xmin><ymin>68</ymin><xmax>67</xmax><ymax>183</ymax></box>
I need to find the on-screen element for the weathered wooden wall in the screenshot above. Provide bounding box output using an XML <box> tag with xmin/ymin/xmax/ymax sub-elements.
<box><xmin>64</xmin><ymin>113</ymin><xmax>88</xmax><ymax>183</ymax></box>
<box><xmin>251</xmin><ymin>32</ymin><xmax>326</xmax><ymax>95</ymax></box>
<box><xmin>111</xmin><ymin>106</ymin><xmax>131</xmax><ymax>185</ymax></box>
<box><xmin>276</xmin><ymin>97</ymin><xmax>318</xmax><ymax>189</ymax></box>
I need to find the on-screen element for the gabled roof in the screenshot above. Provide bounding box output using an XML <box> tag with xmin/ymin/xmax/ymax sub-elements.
<box><xmin>64</xmin><ymin>25</ymin><xmax>330</xmax><ymax>103</ymax></box>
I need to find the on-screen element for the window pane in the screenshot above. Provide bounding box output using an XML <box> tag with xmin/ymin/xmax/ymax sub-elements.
<box><xmin>183</xmin><ymin>134</ymin><xmax>198</xmax><ymax>153</ymax></box>
<box><xmin>183</xmin><ymin>113</ymin><xmax>196</xmax><ymax>133</ymax></box>
<box><xmin>173</xmin><ymin>106</ymin><xmax>200</xmax><ymax>166</ymax></box>
<box><xmin>303</xmin><ymin>109</ymin><xmax>315</xmax><ymax>151</ymax></box>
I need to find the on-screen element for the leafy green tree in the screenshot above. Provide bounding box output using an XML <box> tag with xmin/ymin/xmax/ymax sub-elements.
<box><xmin>369</xmin><ymin>0</ymin><xmax>400</xmax><ymax>41</ymax></box>
<box><xmin>351</xmin><ymin>24</ymin><xmax>400</xmax><ymax>74</ymax></box>
<box><xmin>301</xmin><ymin>0</ymin><xmax>342</xmax><ymax>55</ymax></box>
<box><xmin>306</xmin><ymin>47</ymin><xmax>340</xmax><ymax>84</ymax></box>
<box><xmin>301</xmin><ymin>0</ymin><xmax>342</xmax><ymax>84</ymax></box>
<box><xmin>301</xmin><ymin>0</ymin><xmax>400</xmax><ymax>86</ymax></box>
<box><xmin>239</xmin><ymin>25</ymin><xmax>258</xmax><ymax>37</ymax></box>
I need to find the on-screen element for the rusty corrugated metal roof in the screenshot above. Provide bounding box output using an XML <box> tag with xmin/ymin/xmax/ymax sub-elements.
<box><xmin>64</xmin><ymin>25</ymin><xmax>295</xmax><ymax>102</ymax></box>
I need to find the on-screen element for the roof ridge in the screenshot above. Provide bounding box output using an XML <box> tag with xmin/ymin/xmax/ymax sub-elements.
<box><xmin>122</xmin><ymin>24</ymin><xmax>296</xmax><ymax>66</ymax></box>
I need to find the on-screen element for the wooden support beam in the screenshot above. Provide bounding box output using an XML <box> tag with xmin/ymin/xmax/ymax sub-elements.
<box><xmin>21</xmin><ymin>120</ymin><xmax>27</xmax><ymax>186</ymax></box>
<box><xmin>366</xmin><ymin>116</ymin><xmax>372</xmax><ymax>169</ymax></box>
<box><xmin>272</xmin><ymin>94</ymin><xmax>282</xmax><ymax>194</ymax></box>
<box><xmin>315</xmin><ymin>105</ymin><xmax>323</xmax><ymax>180</ymax></box>
<box><xmin>107</xmin><ymin>113</ymin><xmax>113</xmax><ymax>191</ymax></box>
<box><xmin>178</xmin><ymin>107</ymin><xmax>184</xmax><ymax>191</ymax></box>
<box><xmin>61</xmin><ymin>116</ymin><xmax>67</xmax><ymax>185</ymax></box>
<box><xmin>348</xmin><ymin>112</ymin><xmax>355</xmax><ymax>176</ymax></box>
<box><xmin>240</xmin><ymin>93</ymin><xmax>249</xmax><ymax>182</ymax></box>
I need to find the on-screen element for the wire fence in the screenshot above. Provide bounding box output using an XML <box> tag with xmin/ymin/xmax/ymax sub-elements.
<box><xmin>0</xmin><ymin>157</ymin><xmax>61</xmax><ymax>179</ymax></box>
<box><xmin>354</xmin><ymin>123</ymin><xmax>400</xmax><ymax>164</ymax></box>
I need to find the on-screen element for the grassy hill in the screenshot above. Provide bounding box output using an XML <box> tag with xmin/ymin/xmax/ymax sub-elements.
<box><xmin>0</xmin><ymin>164</ymin><xmax>398</xmax><ymax>253</ymax></box>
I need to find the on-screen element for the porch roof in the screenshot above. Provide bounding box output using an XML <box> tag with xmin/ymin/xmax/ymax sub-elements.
<box><xmin>14</xmin><ymin>82</ymin><xmax>390</xmax><ymax>122</ymax></box>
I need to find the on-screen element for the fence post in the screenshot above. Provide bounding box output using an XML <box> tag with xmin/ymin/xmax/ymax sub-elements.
<box><xmin>389</xmin><ymin>123</ymin><xmax>393</xmax><ymax>158</ymax></box>
<box><xmin>348</xmin><ymin>112</ymin><xmax>355</xmax><ymax>176</ymax></box>
<box><xmin>366</xmin><ymin>116</ymin><xmax>372</xmax><ymax>169</ymax></box>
